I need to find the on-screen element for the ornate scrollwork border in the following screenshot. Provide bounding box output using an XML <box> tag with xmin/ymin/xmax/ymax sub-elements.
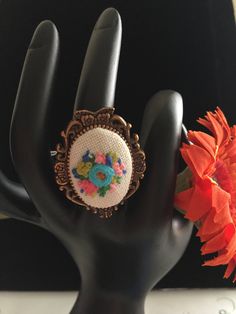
<box><xmin>54</xmin><ymin>107</ymin><xmax>146</xmax><ymax>219</ymax></box>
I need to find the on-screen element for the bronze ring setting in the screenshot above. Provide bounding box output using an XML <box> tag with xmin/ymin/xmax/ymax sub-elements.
<box><xmin>53</xmin><ymin>108</ymin><xmax>146</xmax><ymax>219</ymax></box>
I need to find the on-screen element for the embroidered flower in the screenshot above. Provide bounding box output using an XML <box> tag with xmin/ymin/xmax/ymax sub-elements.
<box><xmin>109</xmin><ymin>151</ymin><xmax>118</xmax><ymax>163</ymax></box>
<box><xmin>113</xmin><ymin>161</ymin><xmax>123</xmax><ymax>176</ymax></box>
<box><xmin>76</xmin><ymin>161</ymin><xmax>93</xmax><ymax>177</ymax></box>
<box><xmin>89</xmin><ymin>164</ymin><xmax>115</xmax><ymax>187</ymax></box>
<box><xmin>72</xmin><ymin>150</ymin><xmax>127</xmax><ymax>198</ymax></box>
<box><xmin>109</xmin><ymin>183</ymin><xmax>116</xmax><ymax>192</ymax></box>
<box><xmin>77</xmin><ymin>179</ymin><xmax>98</xmax><ymax>196</ymax></box>
<box><xmin>95</xmin><ymin>152</ymin><xmax>106</xmax><ymax>164</ymax></box>
<box><xmin>105</xmin><ymin>154</ymin><xmax>113</xmax><ymax>167</ymax></box>
<box><xmin>82</xmin><ymin>150</ymin><xmax>94</xmax><ymax>162</ymax></box>
<box><xmin>175</xmin><ymin>107</ymin><xmax>236</xmax><ymax>282</ymax></box>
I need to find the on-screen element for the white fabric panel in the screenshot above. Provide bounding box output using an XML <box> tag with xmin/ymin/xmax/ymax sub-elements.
<box><xmin>69</xmin><ymin>127</ymin><xmax>133</xmax><ymax>208</ymax></box>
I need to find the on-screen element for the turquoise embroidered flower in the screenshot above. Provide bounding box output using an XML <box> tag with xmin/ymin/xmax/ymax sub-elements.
<box><xmin>89</xmin><ymin>164</ymin><xmax>115</xmax><ymax>188</ymax></box>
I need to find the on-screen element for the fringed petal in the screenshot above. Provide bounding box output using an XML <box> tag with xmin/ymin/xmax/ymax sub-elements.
<box><xmin>224</xmin><ymin>257</ymin><xmax>236</xmax><ymax>279</ymax></box>
<box><xmin>187</xmin><ymin>131</ymin><xmax>216</xmax><ymax>157</ymax></box>
<box><xmin>175</xmin><ymin>107</ymin><xmax>236</xmax><ymax>282</ymax></box>
<box><xmin>201</xmin><ymin>229</ymin><xmax>230</xmax><ymax>254</ymax></box>
<box><xmin>197</xmin><ymin>108</ymin><xmax>231</xmax><ymax>147</ymax></box>
<box><xmin>181</xmin><ymin>145</ymin><xmax>214</xmax><ymax>178</ymax></box>
<box><xmin>212</xmin><ymin>184</ymin><xmax>230</xmax><ymax>211</ymax></box>
<box><xmin>225</xmin><ymin>140</ymin><xmax>236</xmax><ymax>161</ymax></box>
<box><xmin>198</xmin><ymin>114</ymin><xmax>224</xmax><ymax>146</ymax></box>
<box><xmin>197</xmin><ymin>209</ymin><xmax>222</xmax><ymax>241</ymax></box>
<box><xmin>201</xmin><ymin>223</ymin><xmax>235</xmax><ymax>255</ymax></box>
<box><xmin>175</xmin><ymin>179</ymin><xmax>212</xmax><ymax>222</ymax></box>
<box><xmin>203</xmin><ymin>230</ymin><xmax>236</xmax><ymax>266</ymax></box>
<box><xmin>174</xmin><ymin>187</ymin><xmax>194</xmax><ymax>213</ymax></box>
<box><xmin>215</xmin><ymin>107</ymin><xmax>231</xmax><ymax>137</ymax></box>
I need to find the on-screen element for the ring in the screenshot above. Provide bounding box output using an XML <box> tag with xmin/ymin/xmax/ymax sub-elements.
<box><xmin>54</xmin><ymin>107</ymin><xmax>146</xmax><ymax>218</ymax></box>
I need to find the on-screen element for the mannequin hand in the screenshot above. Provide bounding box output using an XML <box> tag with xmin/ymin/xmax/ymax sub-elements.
<box><xmin>7</xmin><ymin>8</ymin><xmax>192</xmax><ymax>314</ymax></box>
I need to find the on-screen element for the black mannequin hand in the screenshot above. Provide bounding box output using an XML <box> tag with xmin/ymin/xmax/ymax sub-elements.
<box><xmin>5</xmin><ymin>8</ymin><xmax>193</xmax><ymax>314</ymax></box>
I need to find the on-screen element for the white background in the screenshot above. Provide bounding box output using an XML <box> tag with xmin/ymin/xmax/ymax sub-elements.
<box><xmin>0</xmin><ymin>289</ymin><xmax>235</xmax><ymax>314</ymax></box>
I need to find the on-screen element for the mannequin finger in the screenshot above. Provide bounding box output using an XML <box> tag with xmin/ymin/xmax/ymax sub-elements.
<box><xmin>74</xmin><ymin>8</ymin><xmax>121</xmax><ymax>111</ymax></box>
<box><xmin>10</xmin><ymin>21</ymin><xmax>71</xmax><ymax>230</ymax></box>
<box><xmin>128</xmin><ymin>90</ymin><xmax>183</xmax><ymax>228</ymax></box>
<box><xmin>0</xmin><ymin>171</ymin><xmax>45</xmax><ymax>227</ymax></box>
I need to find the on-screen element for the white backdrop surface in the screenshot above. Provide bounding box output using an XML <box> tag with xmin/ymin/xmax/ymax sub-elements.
<box><xmin>0</xmin><ymin>289</ymin><xmax>235</xmax><ymax>314</ymax></box>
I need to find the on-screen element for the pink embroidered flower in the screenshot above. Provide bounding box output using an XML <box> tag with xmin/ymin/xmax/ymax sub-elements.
<box><xmin>113</xmin><ymin>162</ymin><xmax>123</xmax><ymax>176</ymax></box>
<box><xmin>95</xmin><ymin>152</ymin><xmax>106</xmax><ymax>164</ymax></box>
<box><xmin>78</xmin><ymin>179</ymin><xmax>98</xmax><ymax>196</ymax></box>
<box><xmin>119</xmin><ymin>162</ymin><xmax>125</xmax><ymax>170</ymax></box>
<box><xmin>109</xmin><ymin>183</ymin><xmax>117</xmax><ymax>192</ymax></box>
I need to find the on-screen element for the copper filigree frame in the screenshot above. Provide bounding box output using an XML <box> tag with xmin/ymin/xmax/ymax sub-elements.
<box><xmin>54</xmin><ymin>107</ymin><xmax>146</xmax><ymax>219</ymax></box>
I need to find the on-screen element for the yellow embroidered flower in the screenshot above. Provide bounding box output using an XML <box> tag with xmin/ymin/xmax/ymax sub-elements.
<box><xmin>77</xmin><ymin>162</ymin><xmax>93</xmax><ymax>177</ymax></box>
<box><xmin>109</xmin><ymin>151</ymin><xmax>118</xmax><ymax>163</ymax></box>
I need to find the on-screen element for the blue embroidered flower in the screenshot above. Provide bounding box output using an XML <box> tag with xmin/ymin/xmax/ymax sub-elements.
<box><xmin>89</xmin><ymin>164</ymin><xmax>115</xmax><ymax>188</ymax></box>
<box><xmin>106</xmin><ymin>155</ymin><xmax>113</xmax><ymax>167</ymax></box>
<box><xmin>82</xmin><ymin>150</ymin><xmax>94</xmax><ymax>162</ymax></box>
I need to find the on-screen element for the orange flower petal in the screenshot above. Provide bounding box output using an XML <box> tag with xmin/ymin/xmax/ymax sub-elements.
<box><xmin>197</xmin><ymin>209</ymin><xmax>222</xmax><ymax>241</ymax></box>
<box><xmin>224</xmin><ymin>257</ymin><xmax>236</xmax><ymax>279</ymax></box>
<box><xmin>197</xmin><ymin>108</ymin><xmax>230</xmax><ymax>147</ymax></box>
<box><xmin>203</xmin><ymin>228</ymin><xmax>236</xmax><ymax>266</ymax></box>
<box><xmin>198</xmin><ymin>115</ymin><xmax>223</xmax><ymax>146</ymax></box>
<box><xmin>215</xmin><ymin>107</ymin><xmax>231</xmax><ymax>137</ymax></box>
<box><xmin>187</xmin><ymin>131</ymin><xmax>216</xmax><ymax>157</ymax></box>
<box><xmin>175</xmin><ymin>180</ymin><xmax>212</xmax><ymax>222</ymax></box>
<box><xmin>174</xmin><ymin>187</ymin><xmax>194</xmax><ymax>213</ymax></box>
<box><xmin>181</xmin><ymin>145</ymin><xmax>214</xmax><ymax>178</ymax></box>
<box><xmin>201</xmin><ymin>224</ymin><xmax>235</xmax><ymax>255</ymax></box>
<box><xmin>212</xmin><ymin>184</ymin><xmax>230</xmax><ymax>210</ymax></box>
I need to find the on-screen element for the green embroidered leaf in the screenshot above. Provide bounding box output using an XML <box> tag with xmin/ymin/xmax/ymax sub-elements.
<box><xmin>79</xmin><ymin>174</ymin><xmax>88</xmax><ymax>180</ymax></box>
<box><xmin>114</xmin><ymin>176</ymin><xmax>121</xmax><ymax>184</ymax></box>
<box><xmin>98</xmin><ymin>185</ymin><xmax>110</xmax><ymax>197</ymax></box>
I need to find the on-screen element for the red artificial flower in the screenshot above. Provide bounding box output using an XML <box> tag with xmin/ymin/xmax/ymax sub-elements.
<box><xmin>175</xmin><ymin>107</ymin><xmax>236</xmax><ymax>282</ymax></box>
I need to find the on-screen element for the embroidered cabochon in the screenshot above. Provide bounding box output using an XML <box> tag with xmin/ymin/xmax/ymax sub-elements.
<box><xmin>69</xmin><ymin>128</ymin><xmax>132</xmax><ymax>208</ymax></box>
<box><xmin>54</xmin><ymin>108</ymin><xmax>146</xmax><ymax>218</ymax></box>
